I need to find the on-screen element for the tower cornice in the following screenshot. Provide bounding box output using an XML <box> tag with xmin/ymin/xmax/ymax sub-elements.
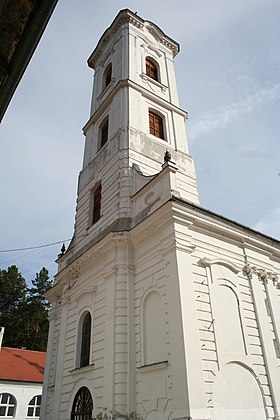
<box><xmin>87</xmin><ymin>9</ymin><xmax>179</xmax><ymax>69</ymax></box>
<box><xmin>83</xmin><ymin>78</ymin><xmax>188</xmax><ymax>135</ymax></box>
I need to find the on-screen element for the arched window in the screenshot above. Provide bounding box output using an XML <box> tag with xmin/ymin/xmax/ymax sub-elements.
<box><xmin>0</xmin><ymin>393</ymin><xmax>16</xmax><ymax>417</ymax></box>
<box><xmin>79</xmin><ymin>312</ymin><xmax>92</xmax><ymax>368</ymax></box>
<box><xmin>71</xmin><ymin>387</ymin><xmax>93</xmax><ymax>420</ymax></box>
<box><xmin>103</xmin><ymin>62</ymin><xmax>112</xmax><ymax>89</ymax></box>
<box><xmin>146</xmin><ymin>57</ymin><xmax>159</xmax><ymax>81</ymax></box>
<box><xmin>27</xmin><ymin>395</ymin><xmax>41</xmax><ymax>417</ymax></box>
<box><xmin>98</xmin><ymin>116</ymin><xmax>109</xmax><ymax>150</ymax></box>
<box><xmin>149</xmin><ymin>110</ymin><xmax>164</xmax><ymax>140</ymax></box>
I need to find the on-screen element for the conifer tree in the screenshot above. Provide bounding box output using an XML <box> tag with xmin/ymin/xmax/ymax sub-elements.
<box><xmin>0</xmin><ymin>265</ymin><xmax>52</xmax><ymax>350</ymax></box>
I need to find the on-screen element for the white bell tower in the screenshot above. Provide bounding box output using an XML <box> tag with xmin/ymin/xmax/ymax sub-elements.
<box><xmin>42</xmin><ymin>10</ymin><xmax>205</xmax><ymax>420</ymax></box>
<box><xmin>42</xmin><ymin>9</ymin><xmax>280</xmax><ymax>420</ymax></box>
<box><xmin>62</xmin><ymin>9</ymin><xmax>200</xmax><ymax>263</ymax></box>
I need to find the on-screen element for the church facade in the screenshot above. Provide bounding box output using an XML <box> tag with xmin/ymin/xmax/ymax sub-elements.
<box><xmin>41</xmin><ymin>10</ymin><xmax>280</xmax><ymax>420</ymax></box>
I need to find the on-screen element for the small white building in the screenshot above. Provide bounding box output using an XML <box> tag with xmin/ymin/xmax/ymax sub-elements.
<box><xmin>0</xmin><ymin>336</ymin><xmax>45</xmax><ymax>419</ymax></box>
<box><xmin>41</xmin><ymin>9</ymin><xmax>280</xmax><ymax>420</ymax></box>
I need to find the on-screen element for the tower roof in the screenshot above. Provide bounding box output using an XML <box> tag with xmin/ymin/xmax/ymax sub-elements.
<box><xmin>88</xmin><ymin>9</ymin><xmax>179</xmax><ymax>69</ymax></box>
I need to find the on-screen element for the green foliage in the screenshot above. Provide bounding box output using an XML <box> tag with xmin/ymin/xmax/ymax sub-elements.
<box><xmin>0</xmin><ymin>265</ymin><xmax>52</xmax><ymax>351</ymax></box>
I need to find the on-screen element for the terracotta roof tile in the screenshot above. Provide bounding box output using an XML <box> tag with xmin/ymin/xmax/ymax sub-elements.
<box><xmin>0</xmin><ymin>347</ymin><xmax>46</xmax><ymax>383</ymax></box>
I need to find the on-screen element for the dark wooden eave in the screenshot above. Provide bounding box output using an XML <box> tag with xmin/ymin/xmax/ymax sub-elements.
<box><xmin>0</xmin><ymin>0</ymin><xmax>58</xmax><ymax>123</ymax></box>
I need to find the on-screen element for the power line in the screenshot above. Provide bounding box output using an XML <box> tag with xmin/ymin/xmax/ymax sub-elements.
<box><xmin>0</xmin><ymin>239</ymin><xmax>72</xmax><ymax>253</ymax></box>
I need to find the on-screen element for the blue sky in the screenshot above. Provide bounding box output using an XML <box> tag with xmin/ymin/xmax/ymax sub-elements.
<box><xmin>0</xmin><ymin>0</ymin><xmax>279</xmax><ymax>282</ymax></box>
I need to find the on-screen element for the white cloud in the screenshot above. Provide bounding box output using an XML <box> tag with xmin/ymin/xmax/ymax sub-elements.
<box><xmin>189</xmin><ymin>84</ymin><xmax>280</xmax><ymax>140</ymax></box>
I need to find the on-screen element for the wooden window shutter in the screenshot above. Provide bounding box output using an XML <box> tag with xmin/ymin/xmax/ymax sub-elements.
<box><xmin>146</xmin><ymin>58</ymin><xmax>158</xmax><ymax>81</ymax></box>
<box><xmin>149</xmin><ymin>111</ymin><xmax>164</xmax><ymax>139</ymax></box>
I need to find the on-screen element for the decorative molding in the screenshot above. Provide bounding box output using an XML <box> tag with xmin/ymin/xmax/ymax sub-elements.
<box><xmin>243</xmin><ymin>264</ymin><xmax>279</xmax><ymax>288</ymax></box>
<box><xmin>140</xmin><ymin>73</ymin><xmax>167</xmax><ymax>93</ymax></box>
<box><xmin>199</xmin><ymin>257</ymin><xmax>240</xmax><ymax>274</ymax></box>
<box><xmin>137</xmin><ymin>360</ymin><xmax>168</xmax><ymax>373</ymax></box>
<box><xmin>72</xmin><ymin>286</ymin><xmax>96</xmax><ymax>303</ymax></box>
<box><xmin>174</xmin><ymin>238</ymin><xmax>195</xmax><ymax>254</ymax></box>
<box><xmin>69</xmin><ymin>363</ymin><xmax>95</xmax><ymax>376</ymax></box>
<box><xmin>70</xmin><ymin>262</ymin><xmax>81</xmax><ymax>280</ymax></box>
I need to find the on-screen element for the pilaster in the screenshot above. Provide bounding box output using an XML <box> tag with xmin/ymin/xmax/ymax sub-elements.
<box><xmin>246</xmin><ymin>268</ymin><xmax>280</xmax><ymax>419</ymax></box>
<box><xmin>40</xmin><ymin>313</ymin><xmax>55</xmax><ymax>420</ymax></box>
<box><xmin>161</xmin><ymin>231</ymin><xmax>209</xmax><ymax>420</ymax></box>
<box><xmin>174</xmin><ymin>235</ymin><xmax>210</xmax><ymax>420</ymax></box>
<box><xmin>51</xmin><ymin>291</ymin><xmax>70</xmax><ymax>420</ymax></box>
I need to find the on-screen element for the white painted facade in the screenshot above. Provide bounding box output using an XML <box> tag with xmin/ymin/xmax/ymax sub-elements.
<box><xmin>0</xmin><ymin>382</ymin><xmax>42</xmax><ymax>420</ymax></box>
<box><xmin>41</xmin><ymin>9</ymin><xmax>280</xmax><ymax>420</ymax></box>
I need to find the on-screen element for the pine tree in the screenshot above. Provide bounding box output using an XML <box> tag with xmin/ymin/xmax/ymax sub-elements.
<box><xmin>0</xmin><ymin>265</ymin><xmax>28</xmax><ymax>347</ymax></box>
<box><xmin>25</xmin><ymin>267</ymin><xmax>52</xmax><ymax>351</ymax></box>
<box><xmin>0</xmin><ymin>265</ymin><xmax>52</xmax><ymax>350</ymax></box>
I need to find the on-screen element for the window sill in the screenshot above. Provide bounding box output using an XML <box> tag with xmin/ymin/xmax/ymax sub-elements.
<box><xmin>149</xmin><ymin>133</ymin><xmax>167</xmax><ymax>142</ymax></box>
<box><xmin>137</xmin><ymin>360</ymin><xmax>168</xmax><ymax>373</ymax></box>
<box><xmin>86</xmin><ymin>215</ymin><xmax>103</xmax><ymax>232</ymax></box>
<box><xmin>140</xmin><ymin>73</ymin><xmax>168</xmax><ymax>93</ymax></box>
<box><xmin>69</xmin><ymin>363</ymin><xmax>95</xmax><ymax>375</ymax></box>
<box><xmin>97</xmin><ymin>78</ymin><xmax>116</xmax><ymax>102</ymax></box>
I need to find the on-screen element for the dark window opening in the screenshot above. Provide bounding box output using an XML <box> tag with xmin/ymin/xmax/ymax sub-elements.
<box><xmin>104</xmin><ymin>63</ymin><xmax>112</xmax><ymax>88</ymax></box>
<box><xmin>92</xmin><ymin>184</ymin><xmax>101</xmax><ymax>225</ymax></box>
<box><xmin>146</xmin><ymin>58</ymin><xmax>159</xmax><ymax>81</ymax></box>
<box><xmin>149</xmin><ymin>110</ymin><xmax>164</xmax><ymax>140</ymax></box>
<box><xmin>71</xmin><ymin>387</ymin><xmax>93</xmax><ymax>420</ymax></box>
<box><xmin>100</xmin><ymin>117</ymin><xmax>109</xmax><ymax>149</ymax></box>
<box><xmin>80</xmin><ymin>312</ymin><xmax>92</xmax><ymax>368</ymax></box>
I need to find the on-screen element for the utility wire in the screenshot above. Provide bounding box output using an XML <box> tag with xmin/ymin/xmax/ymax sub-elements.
<box><xmin>0</xmin><ymin>239</ymin><xmax>72</xmax><ymax>253</ymax></box>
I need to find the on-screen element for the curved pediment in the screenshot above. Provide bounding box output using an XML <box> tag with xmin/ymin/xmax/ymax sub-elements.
<box><xmin>199</xmin><ymin>257</ymin><xmax>241</xmax><ymax>274</ymax></box>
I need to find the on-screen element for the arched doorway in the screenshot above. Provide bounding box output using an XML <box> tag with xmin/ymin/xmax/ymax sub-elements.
<box><xmin>71</xmin><ymin>386</ymin><xmax>93</xmax><ymax>420</ymax></box>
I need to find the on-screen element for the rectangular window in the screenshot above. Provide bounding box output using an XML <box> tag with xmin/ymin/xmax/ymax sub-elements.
<box><xmin>149</xmin><ymin>111</ymin><xmax>164</xmax><ymax>139</ymax></box>
<box><xmin>92</xmin><ymin>184</ymin><xmax>102</xmax><ymax>225</ymax></box>
<box><xmin>101</xmin><ymin>119</ymin><xmax>108</xmax><ymax>148</ymax></box>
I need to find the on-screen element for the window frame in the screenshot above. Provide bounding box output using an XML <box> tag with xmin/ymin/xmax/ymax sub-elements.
<box><xmin>148</xmin><ymin>110</ymin><xmax>165</xmax><ymax>140</ymax></box>
<box><xmin>89</xmin><ymin>182</ymin><xmax>102</xmax><ymax>227</ymax></box>
<box><xmin>0</xmin><ymin>393</ymin><xmax>17</xmax><ymax>418</ymax></box>
<box><xmin>76</xmin><ymin>311</ymin><xmax>92</xmax><ymax>368</ymax></box>
<box><xmin>71</xmin><ymin>387</ymin><xmax>93</xmax><ymax>420</ymax></box>
<box><xmin>26</xmin><ymin>395</ymin><xmax>42</xmax><ymax>418</ymax></box>
<box><xmin>145</xmin><ymin>57</ymin><xmax>159</xmax><ymax>82</ymax></box>
<box><xmin>98</xmin><ymin>116</ymin><xmax>109</xmax><ymax>151</ymax></box>
<box><xmin>103</xmin><ymin>62</ymin><xmax>112</xmax><ymax>89</ymax></box>
<box><xmin>80</xmin><ymin>312</ymin><xmax>92</xmax><ymax>367</ymax></box>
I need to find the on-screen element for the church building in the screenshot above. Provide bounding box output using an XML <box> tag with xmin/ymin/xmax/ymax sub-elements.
<box><xmin>41</xmin><ymin>9</ymin><xmax>280</xmax><ymax>420</ymax></box>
